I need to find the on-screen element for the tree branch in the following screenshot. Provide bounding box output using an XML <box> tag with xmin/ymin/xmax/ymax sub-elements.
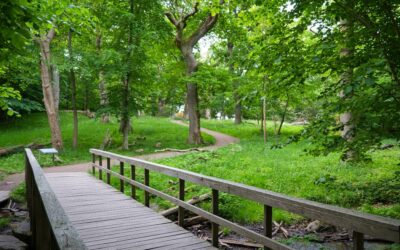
<box><xmin>181</xmin><ymin>2</ymin><xmax>199</xmax><ymax>24</ymax></box>
<box><xmin>46</xmin><ymin>28</ymin><xmax>56</xmax><ymax>42</ymax></box>
<box><xmin>188</xmin><ymin>14</ymin><xmax>219</xmax><ymax>46</ymax></box>
<box><xmin>165</xmin><ymin>12</ymin><xmax>178</xmax><ymax>27</ymax></box>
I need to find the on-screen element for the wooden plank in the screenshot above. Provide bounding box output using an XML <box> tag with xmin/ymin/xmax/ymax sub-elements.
<box><xmin>90</xmin><ymin>149</ymin><xmax>400</xmax><ymax>243</ymax></box>
<box><xmin>84</xmin><ymin>226</ymin><xmax>187</xmax><ymax>245</ymax></box>
<box><xmin>80</xmin><ymin>222</ymin><xmax>182</xmax><ymax>239</ymax></box>
<box><xmin>78</xmin><ymin>220</ymin><xmax>172</xmax><ymax>237</ymax></box>
<box><xmin>178</xmin><ymin>178</ymin><xmax>185</xmax><ymax>227</ymax></box>
<box><xmin>45</xmin><ymin>171</ymin><xmax>214</xmax><ymax>250</ymax></box>
<box><xmin>94</xmin><ymin>232</ymin><xmax>196</xmax><ymax>249</ymax></box>
<box><xmin>97</xmin><ymin>166</ymin><xmax>291</xmax><ymax>250</ymax></box>
<box><xmin>212</xmin><ymin>189</ymin><xmax>219</xmax><ymax>248</ymax></box>
<box><xmin>264</xmin><ymin>205</ymin><xmax>273</xmax><ymax>250</ymax></box>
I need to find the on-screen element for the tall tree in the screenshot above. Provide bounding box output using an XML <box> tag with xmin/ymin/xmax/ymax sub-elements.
<box><xmin>68</xmin><ymin>29</ymin><xmax>78</xmax><ymax>149</ymax></box>
<box><xmin>165</xmin><ymin>1</ymin><xmax>222</xmax><ymax>144</ymax></box>
<box><xmin>35</xmin><ymin>28</ymin><xmax>63</xmax><ymax>150</ymax></box>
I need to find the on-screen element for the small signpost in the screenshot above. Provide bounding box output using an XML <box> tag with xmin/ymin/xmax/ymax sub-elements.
<box><xmin>39</xmin><ymin>148</ymin><xmax>58</xmax><ymax>163</ymax></box>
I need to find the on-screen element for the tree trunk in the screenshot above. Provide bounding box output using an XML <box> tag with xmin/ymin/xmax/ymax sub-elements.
<box><xmin>165</xmin><ymin>4</ymin><xmax>220</xmax><ymax>145</ymax></box>
<box><xmin>277</xmin><ymin>95</ymin><xmax>289</xmax><ymax>136</ymax></box>
<box><xmin>339</xmin><ymin>19</ymin><xmax>357</xmax><ymax>161</ymax></box>
<box><xmin>68</xmin><ymin>29</ymin><xmax>78</xmax><ymax>149</ymax></box>
<box><xmin>205</xmin><ymin>108</ymin><xmax>211</xmax><ymax>119</ymax></box>
<box><xmin>227</xmin><ymin>41</ymin><xmax>242</xmax><ymax>125</ymax></box>
<box><xmin>96</xmin><ymin>32</ymin><xmax>109</xmax><ymax>123</ymax></box>
<box><xmin>120</xmin><ymin>78</ymin><xmax>131</xmax><ymax>150</ymax></box>
<box><xmin>51</xmin><ymin>66</ymin><xmax>60</xmax><ymax>113</ymax></box>
<box><xmin>120</xmin><ymin>0</ymin><xmax>134</xmax><ymax>150</ymax></box>
<box><xmin>182</xmin><ymin>46</ymin><xmax>202</xmax><ymax>144</ymax></box>
<box><xmin>263</xmin><ymin>96</ymin><xmax>267</xmax><ymax>144</ymax></box>
<box><xmin>37</xmin><ymin>29</ymin><xmax>63</xmax><ymax>150</ymax></box>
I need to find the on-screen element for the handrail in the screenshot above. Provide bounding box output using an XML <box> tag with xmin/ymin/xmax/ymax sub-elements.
<box><xmin>25</xmin><ymin>148</ymin><xmax>87</xmax><ymax>250</ymax></box>
<box><xmin>90</xmin><ymin>148</ymin><xmax>400</xmax><ymax>249</ymax></box>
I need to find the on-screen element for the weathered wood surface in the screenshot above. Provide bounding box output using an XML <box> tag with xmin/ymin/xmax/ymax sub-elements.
<box><xmin>90</xmin><ymin>148</ymin><xmax>400</xmax><ymax>244</ymax></box>
<box><xmin>25</xmin><ymin>148</ymin><xmax>87</xmax><ymax>250</ymax></box>
<box><xmin>45</xmin><ymin>172</ymin><xmax>215</xmax><ymax>250</ymax></box>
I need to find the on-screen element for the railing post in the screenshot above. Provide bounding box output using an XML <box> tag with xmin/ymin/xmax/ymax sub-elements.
<box><xmin>178</xmin><ymin>179</ymin><xmax>185</xmax><ymax>227</ymax></box>
<box><xmin>131</xmin><ymin>165</ymin><xmax>136</xmax><ymax>199</ymax></box>
<box><xmin>212</xmin><ymin>189</ymin><xmax>219</xmax><ymax>248</ymax></box>
<box><xmin>119</xmin><ymin>162</ymin><xmax>124</xmax><ymax>193</ymax></box>
<box><xmin>353</xmin><ymin>231</ymin><xmax>364</xmax><ymax>250</ymax></box>
<box><xmin>98</xmin><ymin>155</ymin><xmax>103</xmax><ymax>180</ymax></box>
<box><xmin>92</xmin><ymin>153</ymin><xmax>95</xmax><ymax>175</ymax></box>
<box><xmin>263</xmin><ymin>205</ymin><xmax>273</xmax><ymax>250</ymax></box>
<box><xmin>106</xmin><ymin>158</ymin><xmax>111</xmax><ymax>184</ymax></box>
<box><xmin>144</xmin><ymin>169</ymin><xmax>150</xmax><ymax>207</ymax></box>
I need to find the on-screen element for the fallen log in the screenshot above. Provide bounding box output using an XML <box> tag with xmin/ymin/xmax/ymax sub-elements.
<box><xmin>160</xmin><ymin>194</ymin><xmax>210</xmax><ymax>217</ymax></box>
<box><xmin>184</xmin><ymin>216</ymin><xmax>208</xmax><ymax>227</ymax></box>
<box><xmin>0</xmin><ymin>142</ymin><xmax>50</xmax><ymax>157</ymax></box>
<box><xmin>205</xmin><ymin>237</ymin><xmax>263</xmax><ymax>248</ymax></box>
<box><xmin>155</xmin><ymin>148</ymin><xmax>209</xmax><ymax>153</ymax></box>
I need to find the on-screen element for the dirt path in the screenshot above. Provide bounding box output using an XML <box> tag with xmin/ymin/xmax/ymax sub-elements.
<box><xmin>0</xmin><ymin>120</ymin><xmax>238</xmax><ymax>192</ymax></box>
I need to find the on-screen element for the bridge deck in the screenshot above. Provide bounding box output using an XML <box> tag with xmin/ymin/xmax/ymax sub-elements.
<box><xmin>45</xmin><ymin>172</ymin><xmax>215</xmax><ymax>250</ymax></box>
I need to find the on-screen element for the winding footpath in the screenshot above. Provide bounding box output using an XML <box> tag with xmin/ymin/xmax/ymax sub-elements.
<box><xmin>0</xmin><ymin>120</ymin><xmax>239</xmax><ymax>193</ymax></box>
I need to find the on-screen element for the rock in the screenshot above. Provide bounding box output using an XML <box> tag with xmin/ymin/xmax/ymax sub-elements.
<box><xmin>10</xmin><ymin>220</ymin><xmax>31</xmax><ymax>244</ymax></box>
<box><xmin>0</xmin><ymin>235</ymin><xmax>27</xmax><ymax>250</ymax></box>
<box><xmin>380</xmin><ymin>144</ymin><xmax>394</xmax><ymax>150</ymax></box>
<box><xmin>306</xmin><ymin>220</ymin><xmax>321</xmax><ymax>232</ymax></box>
<box><xmin>12</xmin><ymin>211</ymin><xmax>28</xmax><ymax>218</ymax></box>
<box><xmin>0</xmin><ymin>191</ymin><xmax>10</xmax><ymax>207</ymax></box>
<box><xmin>135</xmin><ymin>149</ymin><xmax>144</xmax><ymax>153</ymax></box>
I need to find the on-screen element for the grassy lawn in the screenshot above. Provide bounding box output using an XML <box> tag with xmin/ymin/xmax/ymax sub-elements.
<box><xmin>0</xmin><ymin>112</ymin><xmax>214</xmax><ymax>181</ymax></box>
<box><xmin>106</xmin><ymin>119</ymin><xmax>399</xmax><ymax>225</ymax></box>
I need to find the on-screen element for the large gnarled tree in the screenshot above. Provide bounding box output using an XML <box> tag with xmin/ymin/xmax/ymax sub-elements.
<box><xmin>165</xmin><ymin>1</ymin><xmax>221</xmax><ymax>144</ymax></box>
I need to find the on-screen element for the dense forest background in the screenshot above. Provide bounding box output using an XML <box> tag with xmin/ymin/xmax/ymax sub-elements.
<box><xmin>1</xmin><ymin>0</ymin><xmax>399</xmax><ymax>162</ymax></box>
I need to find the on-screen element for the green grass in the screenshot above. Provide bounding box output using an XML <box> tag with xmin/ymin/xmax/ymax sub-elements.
<box><xmin>10</xmin><ymin>182</ymin><xmax>26</xmax><ymax>204</ymax></box>
<box><xmin>0</xmin><ymin>217</ymin><xmax>11</xmax><ymax>231</ymax></box>
<box><xmin>142</xmin><ymin>119</ymin><xmax>399</xmax><ymax>224</ymax></box>
<box><xmin>0</xmin><ymin>112</ymin><xmax>214</xmax><ymax>180</ymax></box>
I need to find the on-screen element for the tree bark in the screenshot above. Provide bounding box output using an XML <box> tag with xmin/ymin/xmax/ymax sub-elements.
<box><xmin>120</xmin><ymin>0</ymin><xmax>134</xmax><ymax>150</ymax></box>
<box><xmin>339</xmin><ymin>19</ymin><xmax>357</xmax><ymax>161</ymax></box>
<box><xmin>37</xmin><ymin>29</ymin><xmax>63</xmax><ymax>150</ymax></box>
<box><xmin>182</xmin><ymin>45</ymin><xmax>202</xmax><ymax>144</ymax></box>
<box><xmin>227</xmin><ymin>41</ymin><xmax>242</xmax><ymax>124</ymax></box>
<box><xmin>277</xmin><ymin>94</ymin><xmax>289</xmax><ymax>136</ymax></box>
<box><xmin>68</xmin><ymin>29</ymin><xmax>78</xmax><ymax>149</ymax></box>
<box><xmin>96</xmin><ymin>32</ymin><xmax>110</xmax><ymax>123</ymax></box>
<box><xmin>166</xmin><ymin>3</ymin><xmax>221</xmax><ymax>144</ymax></box>
<box><xmin>51</xmin><ymin>66</ymin><xmax>60</xmax><ymax>113</ymax></box>
<box><xmin>263</xmin><ymin>96</ymin><xmax>267</xmax><ymax>144</ymax></box>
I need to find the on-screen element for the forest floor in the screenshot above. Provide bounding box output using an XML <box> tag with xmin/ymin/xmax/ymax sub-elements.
<box><xmin>0</xmin><ymin>112</ymin><xmax>216</xmax><ymax>182</ymax></box>
<box><xmin>0</xmin><ymin>118</ymin><xmax>238</xmax><ymax>192</ymax></box>
<box><xmin>0</xmin><ymin>114</ymin><xmax>399</xmax><ymax>249</ymax></box>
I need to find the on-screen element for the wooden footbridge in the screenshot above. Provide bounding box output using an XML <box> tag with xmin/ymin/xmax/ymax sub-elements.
<box><xmin>25</xmin><ymin>148</ymin><xmax>400</xmax><ymax>250</ymax></box>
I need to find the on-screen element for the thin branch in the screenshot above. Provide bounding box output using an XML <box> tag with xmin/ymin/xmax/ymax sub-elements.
<box><xmin>165</xmin><ymin>12</ymin><xmax>178</xmax><ymax>27</ymax></box>
<box><xmin>188</xmin><ymin>14</ymin><xmax>218</xmax><ymax>46</ymax></box>
<box><xmin>181</xmin><ymin>2</ymin><xmax>199</xmax><ymax>24</ymax></box>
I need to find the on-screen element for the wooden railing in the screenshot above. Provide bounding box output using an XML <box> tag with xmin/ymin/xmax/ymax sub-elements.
<box><xmin>25</xmin><ymin>148</ymin><xmax>87</xmax><ymax>250</ymax></box>
<box><xmin>90</xmin><ymin>149</ymin><xmax>400</xmax><ymax>250</ymax></box>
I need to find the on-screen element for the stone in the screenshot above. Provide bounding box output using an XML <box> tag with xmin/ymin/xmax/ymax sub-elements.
<box><xmin>10</xmin><ymin>220</ymin><xmax>31</xmax><ymax>244</ymax></box>
<box><xmin>0</xmin><ymin>235</ymin><xmax>27</xmax><ymax>250</ymax></box>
